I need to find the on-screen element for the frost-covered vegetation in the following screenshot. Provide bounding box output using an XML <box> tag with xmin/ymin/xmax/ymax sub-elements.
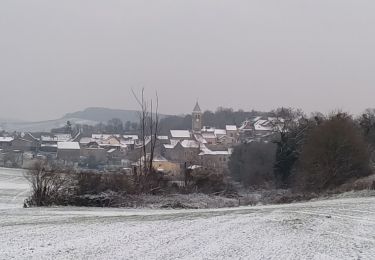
<box><xmin>229</xmin><ymin>110</ymin><xmax>375</xmax><ymax>194</ymax></box>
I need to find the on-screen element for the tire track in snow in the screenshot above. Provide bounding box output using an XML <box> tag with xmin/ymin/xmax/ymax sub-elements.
<box><xmin>285</xmin><ymin>210</ymin><xmax>375</xmax><ymax>225</ymax></box>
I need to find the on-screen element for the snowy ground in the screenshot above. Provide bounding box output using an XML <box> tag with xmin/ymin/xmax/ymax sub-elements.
<box><xmin>1</xmin><ymin>168</ymin><xmax>375</xmax><ymax>259</ymax></box>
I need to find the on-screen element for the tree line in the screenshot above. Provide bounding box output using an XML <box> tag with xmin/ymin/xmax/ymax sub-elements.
<box><xmin>51</xmin><ymin>107</ymin><xmax>271</xmax><ymax>136</ymax></box>
<box><xmin>229</xmin><ymin>108</ymin><xmax>375</xmax><ymax>193</ymax></box>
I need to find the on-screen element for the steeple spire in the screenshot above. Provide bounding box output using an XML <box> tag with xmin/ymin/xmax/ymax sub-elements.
<box><xmin>193</xmin><ymin>101</ymin><xmax>201</xmax><ymax>112</ymax></box>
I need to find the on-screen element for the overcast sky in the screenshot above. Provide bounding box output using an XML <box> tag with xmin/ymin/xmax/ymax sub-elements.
<box><xmin>1</xmin><ymin>0</ymin><xmax>375</xmax><ymax>121</ymax></box>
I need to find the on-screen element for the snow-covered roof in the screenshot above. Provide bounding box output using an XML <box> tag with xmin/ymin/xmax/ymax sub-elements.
<box><xmin>193</xmin><ymin>134</ymin><xmax>208</xmax><ymax>144</ymax></box>
<box><xmin>226</xmin><ymin>125</ymin><xmax>237</xmax><ymax>131</ymax></box>
<box><xmin>199</xmin><ymin>144</ymin><xmax>232</xmax><ymax>156</ymax></box>
<box><xmin>0</xmin><ymin>137</ymin><xmax>14</xmax><ymax>142</ymax></box>
<box><xmin>41</xmin><ymin>136</ymin><xmax>57</xmax><ymax>142</ymax></box>
<box><xmin>157</xmin><ymin>135</ymin><xmax>169</xmax><ymax>140</ymax></box>
<box><xmin>268</xmin><ymin>117</ymin><xmax>285</xmax><ymax>123</ymax></box>
<box><xmin>21</xmin><ymin>132</ymin><xmax>39</xmax><ymax>141</ymax></box>
<box><xmin>123</xmin><ymin>135</ymin><xmax>139</xmax><ymax>140</ymax></box>
<box><xmin>134</xmin><ymin>136</ymin><xmax>152</xmax><ymax>149</ymax></box>
<box><xmin>121</xmin><ymin>140</ymin><xmax>134</xmax><ymax>145</ymax></box>
<box><xmin>202</xmin><ymin>126</ymin><xmax>215</xmax><ymax>133</ymax></box>
<box><xmin>202</xmin><ymin>132</ymin><xmax>216</xmax><ymax>139</ymax></box>
<box><xmin>163</xmin><ymin>139</ymin><xmax>180</xmax><ymax>149</ymax></box>
<box><xmin>92</xmin><ymin>134</ymin><xmax>121</xmax><ymax>140</ymax></box>
<box><xmin>153</xmin><ymin>155</ymin><xmax>168</xmax><ymax>162</ymax></box>
<box><xmin>41</xmin><ymin>134</ymin><xmax>72</xmax><ymax>142</ymax></box>
<box><xmin>99</xmin><ymin>143</ymin><xmax>121</xmax><ymax>148</ymax></box>
<box><xmin>239</xmin><ymin>120</ymin><xmax>253</xmax><ymax>131</ymax></box>
<box><xmin>214</xmin><ymin>129</ymin><xmax>227</xmax><ymax>136</ymax></box>
<box><xmin>163</xmin><ymin>144</ymin><xmax>175</xmax><ymax>149</ymax></box>
<box><xmin>170</xmin><ymin>130</ymin><xmax>191</xmax><ymax>139</ymax></box>
<box><xmin>254</xmin><ymin>120</ymin><xmax>273</xmax><ymax>131</ymax></box>
<box><xmin>41</xmin><ymin>144</ymin><xmax>57</xmax><ymax>148</ymax></box>
<box><xmin>180</xmin><ymin>140</ymin><xmax>200</xmax><ymax>148</ymax></box>
<box><xmin>79</xmin><ymin>137</ymin><xmax>93</xmax><ymax>144</ymax></box>
<box><xmin>252</xmin><ymin>116</ymin><xmax>262</xmax><ymax>122</ymax></box>
<box><xmin>55</xmin><ymin>134</ymin><xmax>72</xmax><ymax>142</ymax></box>
<box><xmin>199</xmin><ymin>149</ymin><xmax>232</xmax><ymax>156</ymax></box>
<box><xmin>187</xmin><ymin>165</ymin><xmax>202</xmax><ymax>170</ymax></box>
<box><xmin>57</xmin><ymin>142</ymin><xmax>80</xmax><ymax>150</ymax></box>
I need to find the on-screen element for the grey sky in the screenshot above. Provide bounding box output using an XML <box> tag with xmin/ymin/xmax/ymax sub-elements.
<box><xmin>1</xmin><ymin>0</ymin><xmax>375</xmax><ymax>121</ymax></box>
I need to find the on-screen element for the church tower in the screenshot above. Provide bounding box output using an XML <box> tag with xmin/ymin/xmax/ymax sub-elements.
<box><xmin>192</xmin><ymin>102</ymin><xmax>202</xmax><ymax>132</ymax></box>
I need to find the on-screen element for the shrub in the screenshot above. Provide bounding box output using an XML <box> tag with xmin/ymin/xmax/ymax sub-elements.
<box><xmin>184</xmin><ymin>167</ymin><xmax>228</xmax><ymax>193</ymax></box>
<box><xmin>294</xmin><ymin>113</ymin><xmax>372</xmax><ymax>191</ymax></box>
<box><xmin>75</xmin><ymin>171</ymin><xmax>135</xmax><ymax>195</ymax></box>
<box><xmin>24</xmin><ymin>161</ymin><xmax>72</xmax><ymax>206</ymax></box>
<box><xmin>229</xmin><ymin>142</ymin><xmax>277</xmax><ymax>188</ymax></box>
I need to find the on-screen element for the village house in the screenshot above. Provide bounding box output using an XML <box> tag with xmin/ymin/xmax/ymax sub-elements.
<box><xmin>107</xmin><ymin>148</ymin><xmax>125</xmax><ymax>165</ymax></box>
<box><xmin>11</xmin><ymin>133</ymin><xmax>40</xmax><ymax>152</ymax></box>
<box><xmin>163</xmin><ymin>139</ymin><xmax>200</xmax><ymax>163</ymax></box>
<box><xmin>238</xmin><ymin>117</ymin><xmax>282</xmax><ymax>142</ymax></box>
<box><xmin>239</xmin><ymin>119</ymin><xmax>255</xmax><ymax>141</ymax></box>
<box><xmin>226</xmin><ymin>125</ymin><xmax>239</xmax><ymax>139</ymax></box>
<box><xmin>0</xmin><ymin>137</ymin><xmax>13</xmax><ymax>150</ymax></box>
<box><xmin>57</xmin><ymin>142</ymin><xmax>81</xmax><ymax>162</ymax></box>
<box><xmin>132</xmin><ymin>154</ymin><xmax>181</xmax><ymax>179</ymax></box>
<box><xmin>10</xmin><ymin>138</ymin><xmax>35</xmax><ymax>152</ymax></box>
<box><xmin>152</xmin><ymin>155</ymin><xmax>181</xmax><ymax>178</ymax></box>
<box><xmin>199</xmin><ymin>147</ymin><xmax>232</xmax><ymax>169</ymax></box>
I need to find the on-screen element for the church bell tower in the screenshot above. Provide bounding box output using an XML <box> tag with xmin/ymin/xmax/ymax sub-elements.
<box><xmin>192</xmin><ymin>102</ymin><xmax>202</xmax><ymax>132</ymax></box>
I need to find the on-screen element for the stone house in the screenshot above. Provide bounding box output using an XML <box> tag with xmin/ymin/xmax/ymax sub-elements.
<box><xmin>57</xmin><ymin>142</ymin><xmax>81</xmax><ymax>162</ymax></box>
<box><xmin>225</xmin><ymin>125</ymin><xmax>239</xmax><ymax>142</ymax></box>
<box><xmin>198</xmin><ymin>148</ymin><xmax>232</xmax><ymax>170</ymax></box>
<box><xmin>163</xmin><ymin>140</ymin><xmax>200</xmax><ymax>164</ymax></box>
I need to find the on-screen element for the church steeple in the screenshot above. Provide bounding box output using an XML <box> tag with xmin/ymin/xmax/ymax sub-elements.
<box><xmin>193</xmin><ymin>102</ymin><xmax>201</xmax><ymax>113</ymax></box>
<box><xmin>192</xmin><ymin>101</ymin><xmax>202</xmax><ymax>132</ymax></box>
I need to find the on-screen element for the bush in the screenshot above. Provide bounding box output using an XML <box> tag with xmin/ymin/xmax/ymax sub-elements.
<box><xmin>75</xmin><ymin>171</ymin><xmax>135</xmax><ymax>195</ymax></box>
<box><xmin>24</xmin><ymin>161</ymin><xmax>72</xmax><ymax>206</ymax></box>
<box><xmin>184</xmin><ymin>167</ymin><xmax>229</xmax><ymax>193</ymax></box>
<box><xmin>294</xmin><ymin>113</ymin><xmax>372</xmax><ymax>191</ymax></box>
<box><xmin>229</xmin><ymin>142</ymin><xmax>277</xmax><ymax>188</ymax></box>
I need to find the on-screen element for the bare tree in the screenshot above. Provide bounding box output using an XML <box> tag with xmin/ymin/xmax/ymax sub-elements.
<box><xmin>131</xmin><ymin>88</ymin><xmax>160</xmax><ymax>192</ymax></box>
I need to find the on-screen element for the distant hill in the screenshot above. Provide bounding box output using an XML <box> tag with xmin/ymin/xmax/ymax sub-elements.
<box><xmin>63</xmin><ymin>107</ymin><xmax>169</xmax><ymax>123</ymax></box>
<box><xmin>0</xmin><ymin>118</ymin><xmax>99</xmax><ymax>133</ymax></box>
<box><xmin>62</xmin><ymin>107</ymin><xmax>142</xmax><ymax>123</ymax></box>
<box><xmin>0</xmin><ymin>107</ymin><xmax>170</xmax><ymax>132</ymax></box>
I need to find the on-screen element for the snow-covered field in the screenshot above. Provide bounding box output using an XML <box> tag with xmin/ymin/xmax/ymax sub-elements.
<box><xmin>1</xmin><ymin>168</ymin><xmax>375</xmax><ymax>259</ymax></box>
